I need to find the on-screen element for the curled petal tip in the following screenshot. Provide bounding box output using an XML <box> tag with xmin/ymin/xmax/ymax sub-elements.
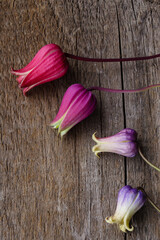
<box><xmin>95</xmin><ymin>152</ymin><xmax>100</xmax><ymax>158</ymax></box>
<box><xmin>92</xmin><ymin>146</ymin><xmax>100</xmax><ymax>158</ymax></box>
<box><xmin>92</xmin><ymin>132</ymin><xmax>98</xmax><ymax>142</ymax></box>
<box><xmin>124</xmin><ymin>223</ymin><xmax>134</xmax><ymax>232</ymax></box>
<box><xmin>105</xmin><ymin>216</ymin><xmax>114</xmax><ymax>224</ymax></box>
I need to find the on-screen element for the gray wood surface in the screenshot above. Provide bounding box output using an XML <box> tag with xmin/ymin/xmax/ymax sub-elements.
<box><xmin>0</xmin><ymin>0</ymin><xmax>160</xmax><ymax>239</ymax></box>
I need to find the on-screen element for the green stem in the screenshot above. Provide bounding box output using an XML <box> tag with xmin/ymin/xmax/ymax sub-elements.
<box><xmin>147</xmin><ymin>197</ymin><xmax>160</xmax><ymax>213</ymax></box>
<box><xmin>137</xmin><ymin>187</ymin><xmax>160</xmax><ymax>213</ymax></box>
<box><xmin>138</xmin><ymin>147</ymin><xmax>160</xmax><ymax>172</ymax></box>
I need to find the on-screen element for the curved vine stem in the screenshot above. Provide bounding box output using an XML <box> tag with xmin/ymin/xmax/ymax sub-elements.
<box><xmin>138</xmin><ymin>148</ymin><xmax>160</xmax><ymax>172</ymax></box>
<box><xmin>137</xmin><ymin>187</ymin><xmax>160</xmax><ymax>213</ymax></box>
<box><xmin>65</xmin><ymin>53</ymin><xmax>160</xmax><ymax>62</ymax></box>
<box><xmin>87</xmin><ymin>84</ymin><xmax>160</xmax><ymax>93</ymax></box>
<box><xmin>147</xmin><ymin>197</ymin><xmax>160</xmax><ymax>213</ymax></box>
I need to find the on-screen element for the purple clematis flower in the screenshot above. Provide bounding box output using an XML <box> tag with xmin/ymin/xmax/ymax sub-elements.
<box><xmin>105</xmin><ymin>185</ymin><xmax>146</xmax><ymax>232</ymax></box>
<box><xmin>11</xmin><ymin>44</ymin><xmax>69</xmax><ymax>95</ymax></box>
<box><xmin>50</xmin><ymin>84</ymin><xmax>97</xmax><ymax>136</ymax></box>
<box><xmin>92</xmin><ymin>128</ymin><xmax>138</xmax><ymax>157</ymax></box>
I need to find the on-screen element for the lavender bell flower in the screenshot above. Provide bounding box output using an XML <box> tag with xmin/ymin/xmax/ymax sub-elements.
<box><xmin>105</xmin><ymin>185</ymin><xmax>146</xmax><ymax>232</ymax></box>
<box><xmin>92</xmin><ymin>128</ymin><xmax>138</xmax><ymax>157</ymax></box>
<box><xmin>50</xmin><ymin>84</ymin><xmax>97</xmax><ymax>136</ymax></box>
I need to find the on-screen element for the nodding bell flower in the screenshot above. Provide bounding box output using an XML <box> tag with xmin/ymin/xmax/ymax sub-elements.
<box><xmin>105</xmin><ymin>185</ymin><xmax>146</xmax><ymax>232</ymax></box>
<box><xmin>11</xmin><ymin>44</ymin><xmax>69</xmax><ymax>95</ymax></box>
<box><xmin>50</xmin><ymin>84</ymin><xmax>97</xmax><ymax>137</ymax></box>
<box><xmin>92</xmin><ymin>128</ymin><xmax>138</xmax><ymax>157</ymax></box>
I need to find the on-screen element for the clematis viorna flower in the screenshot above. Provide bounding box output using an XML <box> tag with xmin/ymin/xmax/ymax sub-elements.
<box><xmin>50</xmin><ymin>84</ymin><xmax>97</xmax><ymax>136</ymax></box>
<box><xmin>11</xmin><ymin>44</ymin><xmax>69</xmax><ymax>95</ymax></box>
<box><xmin>105</xmin><ymin>185</ymin><xmax>146</xmax><ymax>232</ymax></box>
<box><xmin>92</xmin><ymin>128</ymin><xmax>138</xmax><ymax>157</ymax></box>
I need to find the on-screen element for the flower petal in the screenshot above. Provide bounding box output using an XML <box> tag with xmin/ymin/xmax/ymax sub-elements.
<box><xmin>92</xmin><ymin>128</ymin><xmax>138</xmax><ymax>157</ymax></box>
<box><xmin>50</xmin><ymin>84</ymin><xmax>97</xmax><ymax>136</ymax></box>
<box><xmin>20</xmin><ymin>50</ymin><xmax>68</xmax><ymax>88</ymax></box>
<box><xmin>11</xmin><ymin>44</ymin><xmax>61</xmax><ymax>75</ymax></box>
<box><xmin>113</xmin><ymin>187</ymin><xmax>138</xmax><ymax>223</ymax></box>
<box><xmin>50</xmin><ymin>84</ymin><xmax>86</xmax><ymax>125</ymax></box>
<box><xmin>123</xmin><ymin>190</ymin><xmax>146</xmax><ymax>231</ymax></box>
<box><xmin>59</xmin><ymin>90</ymin><xmax>96</xmax><ymax>135</ymax></box>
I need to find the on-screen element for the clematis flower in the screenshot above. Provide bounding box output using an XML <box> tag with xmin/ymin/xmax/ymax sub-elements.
<box><xmin>105</xmin><ymin>185</ymin><xmax>146</xmax><ymax>232</ymax></box>
<box><xmin>11</xmin><ymin>44</ymin><xmax>69</xmax><ymax>95</ymax></box>
<box><xmin>50</xmin><ymin>83</ymin><xmax>97</xmax><ymax>136</ymax></box>
<box><xmin>92</xmin><ymin>128</ymin><xmax>138</xmax><ymax>157</ymax></box>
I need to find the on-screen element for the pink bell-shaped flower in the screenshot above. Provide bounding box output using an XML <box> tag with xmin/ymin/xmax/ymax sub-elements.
<box><xmin>11</xmin><ymin>44</ymin><xmax>69</xmax><ymax>95</ymax></box>
<box><xmin>50</xmin><ymin>84</ymin><xmax>97</xmax><ymax>136</ymax></box>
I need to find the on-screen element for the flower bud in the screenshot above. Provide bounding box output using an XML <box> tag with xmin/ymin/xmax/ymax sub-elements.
<box><xmin>50</xmin><ymin>84</ymin><xmax>97</xmax><ymax>136</ymax></box>
<box><xmin>105</xmin><ymin>185</ymin><xmax>146</xmax><ymax>232</ymax></box>
<box><xmin>92</xmin><ymin>128</ymin><xmax>138</xmax><ymax>157</ymax></box>
<box><xmin>11</xmin><ymin>44</ymin><xmax>69</xmax><ymax>95</ymax></box>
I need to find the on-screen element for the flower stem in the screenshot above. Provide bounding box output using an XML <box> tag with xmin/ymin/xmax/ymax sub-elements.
<box><xmin>138</xmin><ymin>147</ymin><xmax>160</xmax><ymax>172</ymax></box>
<box><xmin>87</xmin><ymin>84</ymin><xmax>160</xmax><ymax>93</ymax></box>
<box><xmin>147</xmin><ymin>197</ymin><xmax>160</xmax><ymax>213</ymax></box>
<box><xmin>64</xmin><ymin>53</ymin><xmax>160</xmax><ymax>62</ymax></box>
<box><xmin>137</xmin><ymin>187</ymin><xmax>160</xmax><ymax>213</ymax></box>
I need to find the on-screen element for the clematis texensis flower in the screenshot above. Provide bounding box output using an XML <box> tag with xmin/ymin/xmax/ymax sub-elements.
<box><xmin>50</xmin><ymin>84</ymin><xmax>97</xmax><ymax>136</ymax></box>
<box><xmin>105</xmin><ymin>185</ymin><xmax>146</xmax><ymax>232</ymax></box>
<box><xmin>11</xmin><ymin>44</ymin><xmax>69</xmax><ymax>95</ymax></box>
<box><xmin>92</xmin><ymin>128</ymin><xmax>138</xmax><ymax>157</ymax></box>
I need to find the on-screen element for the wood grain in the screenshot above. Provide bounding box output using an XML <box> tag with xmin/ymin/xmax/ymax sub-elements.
<box><xmin>116</xmin><ymin>1</ymin><xmax>160</xmax><ymax>240</ymax></box>
<box><xmin>0</xmin><ymin>0</ymin><xmax>159</xmax><ymax>239</ymax></box>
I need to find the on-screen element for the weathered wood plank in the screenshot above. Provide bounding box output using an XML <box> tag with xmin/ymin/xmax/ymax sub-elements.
<box><xmin>0</xmin><ymin>0</ymin><xmax>159</xmax><ymax>239</ymax></box>
<box><xmin>71</xmin><ymin>1</ymin><xmax>125</xmax><ymax>239</ymax></box>
<box><xmin>1</xmin><ymin>1</ymin><xmax>124</xmax><ymax>239</ymax></box>
<box><xmin>117</xmin><ymin>0</ymin><xmax>160</xmax><ymax>240</ymax></box>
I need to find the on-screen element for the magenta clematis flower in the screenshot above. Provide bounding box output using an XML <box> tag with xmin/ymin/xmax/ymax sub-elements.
<box><xmin>92</xmin><ymin>128</ymin><xmax>138</xmax><ymax>157</ymax></box>
<box><xmin>50</xmin><ymin>84</ymin><xmax>97</xmax><ymax>136</ymax></box>
<box><xmin>105</xmin><ymin>185</ymin><xmax>146</xmax><ymax>232</ymax></box>
<box><xmin>11</xmin><ymin>44</ymin><xmax>69</xmax><ymax>95</ymax></box>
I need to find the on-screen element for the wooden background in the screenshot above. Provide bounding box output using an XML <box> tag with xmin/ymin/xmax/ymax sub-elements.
<box><xmin>1</xmin><ymin>0</ymin><xmax>160</xmax><ymax>239</ymax></box>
